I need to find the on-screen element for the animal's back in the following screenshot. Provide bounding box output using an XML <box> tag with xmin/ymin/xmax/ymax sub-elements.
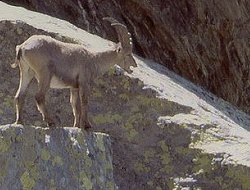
<box><xmin>19</xmin><ymin>35</ymin><xmax>95</xmax><ymax>88</ymax></box>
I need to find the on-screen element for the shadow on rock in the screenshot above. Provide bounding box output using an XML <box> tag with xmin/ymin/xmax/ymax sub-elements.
<box><xmin>89</xmin><ymin>72</ymin><xmax>250</xmax><ymax>190</ymax></box>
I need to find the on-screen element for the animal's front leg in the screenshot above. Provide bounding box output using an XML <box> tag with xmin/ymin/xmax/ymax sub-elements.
<box><xmin>35</xmin><ymin>75</ymin><xmax>54</xmax><ymax>127</ymax></box>
<box><xmin>79</xmin><ymin>87</ymin><xmax>91</xmax><ymax>129</ymax></box>
<box><xmin>70</xmin><ymin>88</ymin><xmax>80</xmax><ymax>128</ymax></box>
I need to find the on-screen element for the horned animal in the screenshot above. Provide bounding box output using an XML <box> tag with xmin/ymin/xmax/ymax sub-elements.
<box><xmin>11</xmin><ymin>17</ymin><xmax>137</xmax><ymax>129</ymax></box>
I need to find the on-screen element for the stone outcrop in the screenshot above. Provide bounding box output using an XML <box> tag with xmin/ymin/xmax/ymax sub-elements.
<box><xmin>1</xmin><ymin>2</ymin><xmax>250</xmax><ymax>189</ymax></box>
<box><xmin>4</xmin><ymin>0</ymin><xmax>250</xmax><ymax>115</ymax></box>
<box><xmin>0</xmin><ymin>124</ymin><xmax>115</xmax><ymax>190</ymax></box>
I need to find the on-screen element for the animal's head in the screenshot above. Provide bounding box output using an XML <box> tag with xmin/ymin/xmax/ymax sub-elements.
<box><xmin>103</xmin><ymin>17</ymin><xmax>137</xmax><ymax>73</ymax></box>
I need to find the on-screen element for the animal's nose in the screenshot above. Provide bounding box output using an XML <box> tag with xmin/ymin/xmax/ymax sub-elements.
<box><xmin>126</xmin><ymin>67</ymin><xmax>133</xmax><ymax>74</ymax></box>
<box><xmin>131</xmin><ymin>59</ymin><xmax>137</xmax><ymax>67</ymax></box>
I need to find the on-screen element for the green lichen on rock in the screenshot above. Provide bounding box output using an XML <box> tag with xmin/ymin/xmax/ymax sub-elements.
<box><xmin>92</xmin><ymin>113</ymin><xmax>122</xmax><ymax>125</ymax></box>
<box><xmin>20</xmin><ymin>171</ymin><xmax>36</xmax><ymax>190</ymax></box>
<box><xmin>0</xmin><ymin>109</ymin><xmax>4</xmax><ymax>115</ymax></box>
<box><xmin>16</xmin><ymin>26</ymin><xmax>23</xmax><ymax>35</ymax></box>
<box><xmin>80</xmin><ymin>171</ymin><xmax>93</xmax><ymax>190</ymax></box>
<box><xmin>106</xmin><ymin>180</ymin><xmax>116</xmax><ymax>190</ymax></box>
<box><xmin>105</xmin><ymin>161</ymin><xmax>114</xmax><ymax>175</ymax></box>
<box><xmin>83</xmin><ymin>153</ymin><xmax>93</xmax><ymax>168</ymax></box>
<box><xmin>0</xmin><ymin>124</ymin><xmax>115</xmax><ymax>189</ymax></box>
<box><xmin>52</xmin><ymin>156</ymin><xmax>64</xmax><ymax>166</ymax></box>
<box><xmin>27</xmin><ymin>163</ymin><xmax>39</xmax><ymax>179</ymax></box>
<box><xmin>121</xmin><ymin>78</ymin><xmax>130</xmax><ymax>90</ymax></box>
<box><xmin>118</xmin><ymin>93</ymin><xmax>130</xmax><ymax>101</ymax></box>
<box><xmin>0</xmin><ymin>159</ymin><xmax>7</xmax><ymax>181</ymax></box>
<box><xmin>134</xmin><ymin>161</ymin><xmax>150</xmax><ymax>173</ymax></box>
<box><xmin>0</xmin><ymin>137</ymin><xmax>10</xmax><ymax>153</ymax></box>
<box><xmin>158</xmin><ymin>140</ymin><xmax>173</xmax><ymax>173</ymax></box>
<box><xmin>96</xmin><ymin>134</ymin><xmax>106</xmax><ymax>152</ymax></box>
<box><xmin>41</xmin><ymin>148</ymin><xmax>51</xmax><ymax>161</ymax></box>
<box><xmin>127</xmin><ymin>128</ymin><xmax>138</xmax><ymax>141</ymax></box>
<box><xmin>49</xmin><ymin>179</ymin><xmax>56</xmax><ymax>190</ymax></box>
<box><xmin>226</xmin><ymin>166</ymin><xmax>250</xmax><ymax>189</ymax></box>
<box><xmin>135</xmin><ymin>95</ymin><xmax>168</xmax><ymax>113</ymax></box>
<box><xmin>192</xmin><ymin>154</ymin><xmax>213</xmax><ymax>174</ymax></box>
<box><xmin>92</xmin><ymin>87</ymin><xmax>102</xmax><ymax>98</ymax></box>
<box><xmin>122</xmin><ymin>122</ymin><xmax>139</xmax><ymax>141</ymax></box>
<box><xmin>144</xmin><ymin>148</ymin><xmax>156</xmax><ymax>163</ymax></box>
<box><xmin>3</xmin><ymin>95</ymin><xmax>14</xmax><ymax>108</ymax></box>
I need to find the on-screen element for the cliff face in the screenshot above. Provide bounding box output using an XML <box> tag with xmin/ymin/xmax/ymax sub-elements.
<box><xmin>2</xmin><ymin>2</ymin><xmax>250</xmax><ymax>190</ymax></box>
<box><xmin>3</xmin><ymin>0</ymin><xmax>250</xmax><ymax>115</ymax></box>
<box><xmin>0</xmin><ymin>125</ymin><xmax>115</xmax><ymax>190</ymax></box>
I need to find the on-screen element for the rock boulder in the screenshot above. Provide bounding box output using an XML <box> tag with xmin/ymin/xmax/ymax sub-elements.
<box><xmin>0</xmin><ymin>124</ymin><xmax>115</xmax><ymax>190</ymax></box>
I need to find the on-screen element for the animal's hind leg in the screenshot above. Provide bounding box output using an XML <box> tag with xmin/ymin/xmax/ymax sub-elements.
<box><xmin>70</xmin><ymin>88</ymin><xmax>80</xmax><ymax>128</ymax></box>
<box><xmin>79</xmin><ymin>87</ymin><xmax>91</xmax><ymax>129</ymax></box>
<box><xmin>14</xmin><ymin>66</ymin><xmax>34</xmax><ymax>124</ymax></box>
<box><xmin>35</xmin><ymin>75</ymin><xmax>54</xmax><ymax>127</ymax></box>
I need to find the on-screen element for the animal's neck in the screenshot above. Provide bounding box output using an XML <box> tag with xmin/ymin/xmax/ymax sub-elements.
<box><xmin>95</xmin><ymin>50</ymin><xmax>122</xmax><ymax>75</ymax></box>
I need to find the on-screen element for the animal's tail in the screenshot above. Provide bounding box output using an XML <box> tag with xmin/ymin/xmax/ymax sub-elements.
<box><xmin>11</xmin><ymin>45</ymin><xmax>22</xmax><ymax>68</ymax></box>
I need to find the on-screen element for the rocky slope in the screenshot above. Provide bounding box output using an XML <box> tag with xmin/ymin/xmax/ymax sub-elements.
<box><xmin>1</xmin><ymin>2</ymin><xmax>250</xmax><ymax>189</ymax></box>
<box><xmin>0</xmin><ymin>125</ymin><xmax>115</xmax><ymax>190</ymax></box>
<box><xmin>3</xmin><ymin>0</ymin><xmax>250</xmax><ymax>116</ymax></box>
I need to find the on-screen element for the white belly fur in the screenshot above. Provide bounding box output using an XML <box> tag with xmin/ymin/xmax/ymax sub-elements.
<box><xmin>50</xmin><ymin>76</ymin><xmax>70</xmax><ymax>89</ymax></box>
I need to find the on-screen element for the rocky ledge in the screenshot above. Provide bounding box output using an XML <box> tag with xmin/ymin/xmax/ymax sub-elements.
<box><xmin>0</xmin><ymin>124</ymin><xmax>116</xmax><ymax>190</ymax></box>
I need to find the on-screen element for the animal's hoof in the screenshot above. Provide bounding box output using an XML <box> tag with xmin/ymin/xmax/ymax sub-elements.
<box><xmin>47</xmin><ymin>121</ymin><xmax>56</xmax><ymax>128</ymax></box>
<box><xmin>13</xmin><ymin>120</ymin><xmax>23</xmax><ymax>125</ymax></box>
<box><xmin>84</xmin><ymin>124</ymin><xmax>92</xmax><ymax>130</ymax></box>
<box><xmin>79</xmin><ymin>121</ymin><xmax>92</xmax><ymax>130</ymax></box>
<box><xmin>82</xmin><ymin>122</ymin><xmax>92</xmax><ymax>130</ymax></box>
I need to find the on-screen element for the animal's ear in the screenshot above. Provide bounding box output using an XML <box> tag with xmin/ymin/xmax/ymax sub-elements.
<box><xmin>115</xmin><ymin>42</ymin><xmax>122</xmax><ymax>53</ymax></box>
<box><xmin>116</xmin><ymin>46</ymin><xmax>122</xmax><ymax>53</ymax></box>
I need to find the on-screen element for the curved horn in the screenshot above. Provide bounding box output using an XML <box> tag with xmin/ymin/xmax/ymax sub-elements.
<box><xmin>103</xmin><ymin>17</ymin><xmax>132</xmax><ymax>53</ymax></box>
<box><xmin>103</xmin><ymin>17</ymin><xmax>119</xmax><ymax>24</ymax></box>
